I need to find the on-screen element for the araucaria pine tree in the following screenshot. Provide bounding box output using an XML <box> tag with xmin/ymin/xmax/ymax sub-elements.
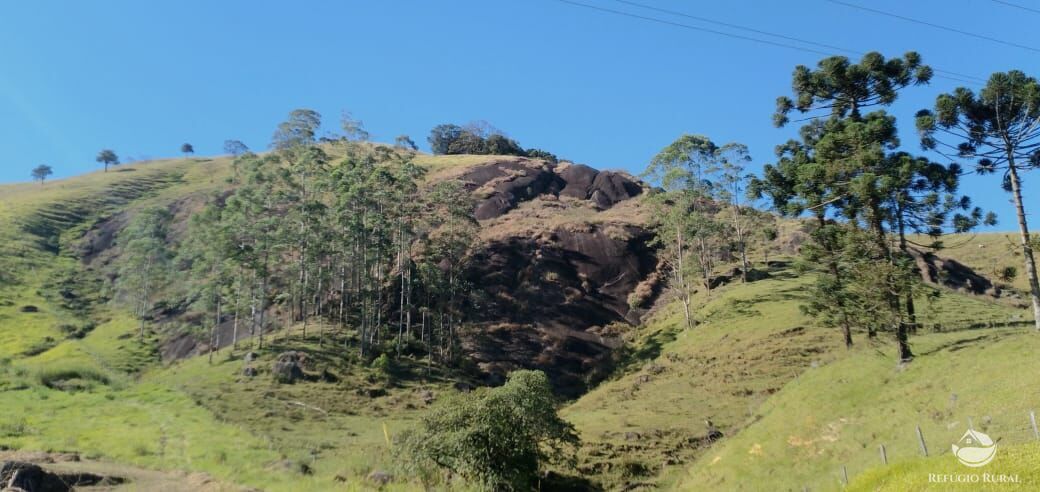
<box><xmin>757</xmin><ymin>51</ymin><xmax>986</xmax><ymax>360</ymax></box>
<box><xmin>917</xmin><ymin>71</ymin><xmax>1040</xmax><ymax>330</ymax></box>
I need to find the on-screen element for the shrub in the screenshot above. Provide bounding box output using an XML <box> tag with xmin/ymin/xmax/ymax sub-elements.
<box><xmin>371</xmin><ymin>353</ymin><xmax>393</xmax><ymax>375</ymax></box>
<box><xmin>396</xmin><ymin>370</ymin><xmax>577</xmax><ymax>490</ymax></box>
<box><xmin>35</xmin><ymin>365</ymin><xmax>110</xmax><ymax>390</ymax></box>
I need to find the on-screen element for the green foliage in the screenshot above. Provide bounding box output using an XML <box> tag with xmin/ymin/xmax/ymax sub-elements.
<box><xmin>180</xmin><ymin>142</ymin><xmax>194</xmax><ymax>155</ymax></box>
<box><xmin>30</xmin><ymin>164</ymin><xmax>53</xmax><ymax>184</ymax></box>
<box><xmin>95</xmin><ymin>149</ymin><xmax>119</xmax><ymax>172</ymax></box>
<box><xmin>393</xmin><ymin>134</ymin><xmax>418</xmax><ymax>151</ymax></box>
<box><xmin>523</xmin><ymin>148</ymin><xmax>558</xmax><ymax>164</ymax></box>
<box><xmin>397</xmin><ymin>370</ymin><xmax>577</xmax><ymax>490</ymax></box>
<box><xmin>114</xmin><ymin>207</ymin><xmax>173</xmax><ymax>337</ymax></box>
<box><xmin>427</xmin><ymin>122</ymin><xmax>533</xmax><ymax>158</ymax></box>
<box><xmin>35</xmin><ymin>364</ymin><xmax>110</xmax><ymax>389</ymax></box>
<box><xmin>271</xmin><ymin>108</ymin><xmax>321</xmax><ymax>149</ymax></box>
<box><xmin>340</xmin><ymin>110</ymin><xmax>370</xmax><ymax>142</ymax></box>
<box><xmin>997</xmin><ymin>265</ymin><xmax>1018</xmax><ymax>283</ymax></box>
<box><xmin>370</xmin><ymin>353</ymin><xmax>394</xmax><ymax>379</ymax></box>
<box><xmin>917</xmin><ymin>70</ymin><xmax>1040</xmax><ymax>328</ymax></box>
<box><xmin>774</xmin><ymin>51</ymin><xmax>931</xmax><ymax>127</ymax></box>
<box><xmin>222</xmin><ymin>139</ymin><xmax>249</xmax><ymax>156</ymax></box>
<box><xmin>754</xmin><ymin>51</ymin><xmax>989</xmax><ymax>357</ymax></box>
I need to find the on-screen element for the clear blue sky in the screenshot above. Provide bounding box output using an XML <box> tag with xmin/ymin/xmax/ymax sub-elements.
<box><xmin>1</xmin><ymin>0</ymin><xmax>1036</xmax><ymax>230</ymax></box>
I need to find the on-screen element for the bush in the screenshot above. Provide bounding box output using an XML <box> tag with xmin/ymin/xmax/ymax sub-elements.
<box><xmin>371</xmin><ymin>353</ymin><xmax>393</xmax><ymax>375</ymax></box>
<box><xmin>427</xmin><ymin>123</ymin><xmax>542</xmax><ymax>159</ymax></box>
<box><xmin>35</xmin><ymin>365</ymin><xmax>110</xmax><ymax>390</ymax></box>
<box><xmin>396</xmin><ymin>370</ymin><xmax>577</xmax><ymax>490</ymax></box>
<box><xmin>523</xmin><ymin>148</ymin><xmax>559</xmax><ymax>164</ymax></box>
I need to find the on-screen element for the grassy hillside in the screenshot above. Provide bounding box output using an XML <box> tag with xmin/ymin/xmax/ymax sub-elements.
<box><xmin>0</xmin><ymin>153</ymin><xmax>490</xmax><ymax>490</ymax></box>
<box><xmin>677</xmin><ymin>317</ymin><xmax>1038</xmax><ymax>491</ymax></box>
<box><xmin>563</xmin><ymin>257</ymin><xmax>1030</xmax><ymax>490</ymax></box>
<box><xmin>849</xmin><ymin>440</ymin><xmax>1040</xmax><ymax>491</ymax></box>
<box><xmin>2</xmin><ymin>152</ymin><xmax>1037</xmax><ymax>490</ymax></box>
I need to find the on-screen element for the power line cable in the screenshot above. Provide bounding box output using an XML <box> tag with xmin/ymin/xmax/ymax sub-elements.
<box><xmin>827</xmin><ymin>0</ymin><xmax>1040</xmax><ymax>53</ymax></box>
<box><xmin>555</xmin><ymin>0</ymin><xmax>983</xmax><ymax>85</ymax></box>
<box><xmin>614</xmin><ymin>0</ymin><xmax>986</xmax><ymax>83</ymax></box>
<box><xmin>989</xmin><ymin>0</ymin><xmax>1040</xmax><ymax>15</ymax></box>
<box><xmin>556</xmin><ymin>0</ymin><xmax>834</xmax><ymax>56</ymax></box>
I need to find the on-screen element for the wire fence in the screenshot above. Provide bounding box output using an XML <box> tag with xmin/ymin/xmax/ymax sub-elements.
<box><xmin>799</xmin><ymin>403</ymin><xmax>1040</xmax><ymax>491</ymax></box>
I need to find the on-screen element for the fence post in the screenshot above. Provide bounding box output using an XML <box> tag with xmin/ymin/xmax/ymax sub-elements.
<box><xmin>879</xmin><ymin>443</ymin><xmax>888</xmax><ymax>465</ymax></box>
<box><xmin>916</xmin><ymin>426</ymin><xmax>929</xmax><ymax>456</ymax></box>
<box><xmin>1030</xmin><ymin>411</ymin><xmax>1039</xmax><ymax>441</ymax></box>
<box><xmin>841</xmin><ymin>464</ymin><xmax>849</xmax><ymax>486</ymax></box>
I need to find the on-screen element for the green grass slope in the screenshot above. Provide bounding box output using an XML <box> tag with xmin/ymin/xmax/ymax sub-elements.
<box><xmin>563</xmin><ymin>259</ymin><xmax>1029</xmax><ymax>490</ymax></box>
<box><xmin>0</xmin><ymin>151</ymin><xmax>517</xmax><ymax>490</ymax></box>
<box><xmin>678</xmin><ymin>322</ymin><xmax>1039</xmax><ymax>491</ymax></box>
<box><xmin>849</xmin><ymin>440</ymin><xmax>1040</xmax><ymax>491</ymax></box>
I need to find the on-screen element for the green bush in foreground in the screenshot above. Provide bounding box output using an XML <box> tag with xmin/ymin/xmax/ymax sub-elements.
<box><xmin>396</xmin><ymin>370</ymin><xmax>578</xmax><ymax>490</ymax></box>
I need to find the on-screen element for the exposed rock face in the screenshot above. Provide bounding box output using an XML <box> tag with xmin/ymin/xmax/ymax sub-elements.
<box><xmin>0</xmin><ymin>461</ymin><xmax>118</xmax><ymax>491</ymax></box>
<box><xmin>456</xmin><ymin>158</ymin><xmax>658</xmax><ymax>397</ymax></box>
<box><xmin>459</xmin><ymin>158</ymin><xmax>642</xmax><ymax>220</ymax></box>
<box><xmin>910</xmin><ymin>248</ymin><xmax>1001</xmax><ymax>297</ymax></box>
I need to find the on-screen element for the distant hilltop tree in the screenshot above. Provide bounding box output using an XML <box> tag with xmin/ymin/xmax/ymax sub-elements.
<box><xmin>428</xmin><ymin>121</ymin><xmax>538</xmax><ymax>158</ymax></box>
<box><xmin>181</xmin><ymin>143</ymin><xmax>195</xmax><ymax>156</ymax></box>
<box><xmin>223</xmin><ymin>139</ymin><xmax>249</xmax><ymax>156</ymax></box>
<box><xmin>394</xmin><ymin>134</ymin><xmax>417</xmax><ymax>151</ymax></box>
<box><xmin>271</xmin><ymin>108</ymin><xmax>321</xmax><ymax>149</ymax></box>
<box><xmin>96</xmin><ymin>149</ymin><xmax>119</xmax><ymax>172</ymax></box>
<box><xmin>524</xmin><ymin>148</ymin><xmax>559</xmax><ymax>164</ymax></box>
<box><xmin>31</xmin><ymin>164</ymin><xmax>53</xmax><ymax>184</ymax></box>
<box><xmin>340</xmin><ymin>111</ymin><xmax>370</xmax><ymax>142</ymax></box>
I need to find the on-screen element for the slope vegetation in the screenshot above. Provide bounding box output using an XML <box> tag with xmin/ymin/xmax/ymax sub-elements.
<box><xmin>563</xmin><ymin>259</ymin><xmax>1029</xmax><ymax>490</ymax></box>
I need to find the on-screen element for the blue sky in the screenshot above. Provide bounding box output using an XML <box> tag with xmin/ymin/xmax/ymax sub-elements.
<box><xmin>1</xmin><ymin>0</ymin><xmax>1036</xmax><ymax>230</ymax></box>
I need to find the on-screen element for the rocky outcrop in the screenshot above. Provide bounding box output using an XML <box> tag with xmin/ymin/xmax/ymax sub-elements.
<box><xmin>459</xmin><ymin>158</ymin><xmax>643</xmax><ymax>220</ymax></box>
<box><xmin>272</xmin><ymin>351</ymin><xmax>308</xmax><ymax>384</ymax></box>
<box><xmin>0</xmin><ymin>461</ymin><xmax>120</xmax><ymax>491</ymax></box>
<box><xmin>909</xmin><ymin>248</ymin><xmax>1001</xmax><ymax>297</ymax></box>
<box><xmin>440</xmin><ymin>158</ymin><xmax>659</xmax><ymax>396</ymax></box>
<box><xmin>463</xmin><ymin>223</ymin><xmax>659</xmax><ymax>397</ymax></box>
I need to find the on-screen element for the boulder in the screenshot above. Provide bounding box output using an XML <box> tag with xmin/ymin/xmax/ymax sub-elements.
<box><xmin>242</xmin><ymin>366</ymin><xmax>257</xmax><ymax>378</ymax></box>
<box><xmin>366</xmin><ymin>470</ymin><xmax>393</xmax><ymax>485</ymax></box>
<box><xmin>271</xmin><ymin>351</ymin><xmax>307</xmax><ymax>384</ymax></box>
<box><xmin>557</xmin><ymin>163</ymin><xmax>599</xmax><ymax>199</ymax></box>
<box><xmin>589</xmin><ymin>171</ymin><xmax>641</xmax><ymax>208</ymax></box>
<box><xmin>1</xmin><ymin>461</ymin><xmax>69</xmax><ymax>492</ymax></box>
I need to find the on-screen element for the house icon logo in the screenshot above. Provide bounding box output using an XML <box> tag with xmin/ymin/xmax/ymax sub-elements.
<box><xmin>951</xmin><ymin>429</ymin><xmax>997</xmax><ymax>467</ymax></box>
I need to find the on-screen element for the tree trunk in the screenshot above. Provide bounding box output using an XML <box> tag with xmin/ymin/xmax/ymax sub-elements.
<box><xmin>210</xmin><ymin>295</ymin><xmax>220</xmax><ymax>364</ymax></box>
<box><xmin>896</xmin><ymin>215</ymin><xmax>918</xmax><ymax>334</ymax></box>
<box><xmin>1007</xmin><ymin>162</ymin><xmax>1040</xmax><ymax>330</ymax></box>
<box><xmin>817</xmin><ymin>215</ymin><xmax>853</xmax><ymax>349</ymax></box>
<box><xmin>869</xmin><ymin>205</ymin><xmax>910</xmax><ymax>361</ymax></box>
<box><xmin>675</xmin><ymin>228</ymin><xmax>695</xmax><ymax>330</ymax></box>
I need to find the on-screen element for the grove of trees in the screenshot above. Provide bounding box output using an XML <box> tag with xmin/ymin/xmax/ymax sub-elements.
<box><xmin>642</xmin><ymin>134</ymin><xmax>774</xmax><ymax>331</ymax></box>
<box><xmin>427</xmin><ymin>122</ymin><xmax>558</xmax><ymax>163</ymax></box>
<box><xmin>749</xmin><ymin>52</ymin><xmax>994</xmax><ymax>358</ymax></box>
<box><xmin>176</xmin><ymin>109</ymin><xmax>482</xmax><ymax>363</ymax></box>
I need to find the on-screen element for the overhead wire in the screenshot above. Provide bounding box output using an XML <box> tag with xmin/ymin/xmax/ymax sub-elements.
<box><xmin>554</xmin><ymin>0</ymin><xmax>986</xmax><ymax>86</ymax></box>
<box><xmin>989</xmin><ymin>0</ymin><xmax>1040</xmax><ymax>15</ymax></box>
<box><xmin>614</xmin><ymin>0</ymin><xmax>986</xmax><ymax>83</ymax></box>
<box><xmin>827</xmin><ymin>0</ymin><xmax>1040</xmax><ymax>54</ymax></box>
